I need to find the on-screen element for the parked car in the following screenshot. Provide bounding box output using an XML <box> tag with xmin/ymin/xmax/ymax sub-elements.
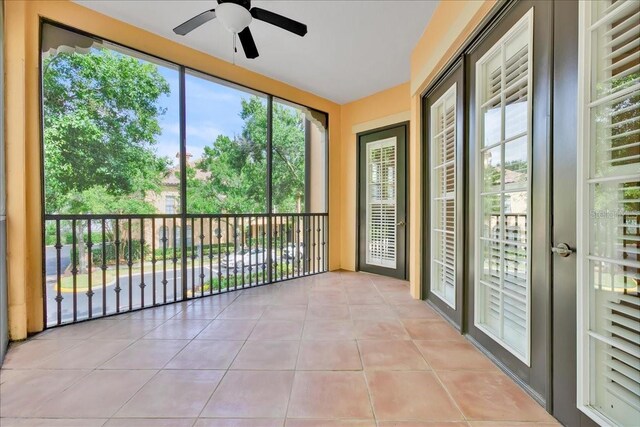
<box><xmin>221</xmin><ymin>247</ymin><xmax>274</xmax><ymax>270</ymax></box>
<box><xmin>284</xmin><ymin>244</ymin><xmax>304</xmax><ymax>261</ymax></box>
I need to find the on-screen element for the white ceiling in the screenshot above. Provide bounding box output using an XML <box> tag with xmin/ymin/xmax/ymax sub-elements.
<box><xmin>74</xmin><ymin>0</ymin><xmax>438</xmax><ymax>104</ymax></box>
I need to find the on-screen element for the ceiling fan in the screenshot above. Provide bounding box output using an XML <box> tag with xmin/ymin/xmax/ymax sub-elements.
<box><xmin>173</xmin><ymin>0</ymin><xmax>308</xmax><ymax>59</ymax></box>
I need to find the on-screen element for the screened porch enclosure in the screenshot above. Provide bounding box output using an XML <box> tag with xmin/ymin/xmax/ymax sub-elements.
<box><xmin>41</xmin><ymin>23</ymin><xmax>329</xmax><ymax>327</ymax></box>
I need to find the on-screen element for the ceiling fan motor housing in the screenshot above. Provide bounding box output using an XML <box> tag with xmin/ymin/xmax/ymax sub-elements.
<box><xmin>216</xmin><ymin>0</ymin><xmax>252</xmax><ymax>33</ymax></box>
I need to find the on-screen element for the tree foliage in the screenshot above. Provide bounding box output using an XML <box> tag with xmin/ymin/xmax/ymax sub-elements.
<box><xmin>43</xmin><ymin>49</ymin><xmax>171</xmax><ymax>214</ymax></box>
<box><xmin>188</xmin><ymin>97</ymin><xmax>306</xmax><ymax>214</ymax></box>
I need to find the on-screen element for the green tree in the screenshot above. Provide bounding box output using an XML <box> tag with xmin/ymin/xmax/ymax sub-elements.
<box><xmin>43</xmin><ymin>49</ymin><xmax>171</xmax><ymax>214</ymax></box>
<box><xmin>43</xmin><ymin>49</ymin><xmax>172</xmax><ymax>271</ymax></box>
<box><xmin>188</xmin><ymin>97</ymin><xmax>306</xmax><ymax>214</ymax></box>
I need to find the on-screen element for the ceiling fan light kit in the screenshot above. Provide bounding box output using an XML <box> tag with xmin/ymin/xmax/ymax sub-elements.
<box><xmin>173</xmin><ymin>0</ymin><xmax>308</xmax><ymax>59</ymax></box>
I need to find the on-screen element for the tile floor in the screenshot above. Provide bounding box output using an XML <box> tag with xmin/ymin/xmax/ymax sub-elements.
<box><xmin>0</xmin><ymin>271</ymin><xmax>560</xmax><ymax>427</ymax></box>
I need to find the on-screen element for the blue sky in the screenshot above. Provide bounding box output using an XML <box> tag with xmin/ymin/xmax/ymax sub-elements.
<box><xmin>154</xmin><ymin>67</ymin><xmax>256</xmax><ymax>164</ymax></box>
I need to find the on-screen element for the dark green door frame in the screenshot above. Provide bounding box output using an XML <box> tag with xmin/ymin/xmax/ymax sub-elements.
<box><xmin>356</xmin><ymin>122</ymin><xmax>409</xmax><ymax>280</ymax></box>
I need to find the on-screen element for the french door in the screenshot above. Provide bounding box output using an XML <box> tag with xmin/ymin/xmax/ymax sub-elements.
<box><xmin>575</xmin><ymin>0</ymin><xmax>640</xmax><ymax>425</ymax></box>
<box><xmin>358</xmin><ymin>124</ymin><xmax>408</xmax><ymax>279</ymax></box>
<box><xmin>466</xmin><ymin>0</ymin><xmax>552</xmax><ymax>404</ymax></box>
<box><xmin>424</xmin><ymin>60</ymin><xmax>465</xmax><ymax>327</ymax></box>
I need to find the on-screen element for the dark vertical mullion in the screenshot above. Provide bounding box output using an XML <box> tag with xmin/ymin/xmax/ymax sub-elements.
<box><xmin>179</xmin><ymin>66</ymin><xmax>188</xmax><ymax>301</ymax></box>
<box><xmin>72</xmin><ymin>219</ymin><xmax>77</xmax><ymax>322</ymax></box>
<box><xmin>266</xmin><ymin>96</ymin><xmax>273</xmax><ymax>284</ymax></box>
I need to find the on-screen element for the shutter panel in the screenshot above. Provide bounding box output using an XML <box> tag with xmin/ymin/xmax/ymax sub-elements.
<box><xmin>430</xmin><ymin>84</ymin><xmax>457</xmax><ymax>308</ymax></box>
<box><xmin>475</xmin><ymin>9</ymin><xmax>533</xmax><ymax>364</ymax></box>
<box><xmin>579</xmin><ymin>1</ymin><xmax>640</xmax><ymax>425</ymax></box>
<box><xmin>366</xmin><ymin>138</ymin><xmax>397</xmax><ymax>268</ymax></box>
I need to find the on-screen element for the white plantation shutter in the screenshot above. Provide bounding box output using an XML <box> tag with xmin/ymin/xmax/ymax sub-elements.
<box><xmin>366</xmin><ymin>138</ymin><xmax>397</xmax><ymax>268</ymax></box>
<box><xmin>430</xmin><ymin>84</ymin><xmax>457</xmax><ymax>308</ymax></box>
<box><xmin>474</xmin><ymin>9</ymin><xmax>532</xmax><ymax>364</ymax></box>
<box><xmin>578</xmin><ymin>1</ymin><xmax>640</xmax><ymax>425</ymax></box>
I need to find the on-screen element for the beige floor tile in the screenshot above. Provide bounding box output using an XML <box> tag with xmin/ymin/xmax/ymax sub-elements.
<box><xmin>377</xmin><ymin>423</ymin><xmax>469</xmax><ymax>427</ymax></box>
<box><xmin>308</xmin><ymin>290</ymin><xmax>348</xmax><ymax>305</ymax></box>
<box><xmin>196</xmin><ymin>320</ymin><xmax>257</xmax><ymax>340</ymax></box>
<box><xmin>33</xmin><ymin>369</ymin><xmax>157</xmax><ymax>418</ymax></box>
<box><xmin>380</xmin><ymin>291</ymin><xmax>416</xmax><ymax>305</ymax></box>
<box><xmin>171</xmin><ymin>302</ymin><xmax>225</xmax><ymax>319</ymax></box>
<box><xmin>0</xmin><ymin>419</ymin><xmax>108</xmax><ymax>426</ymax></box>
<box><xmin>297</xmin><ymin>340</ymin><xmax>362</xmax><ymax>371</ymax></box>
<box><xmin>391</xmin><ymin>303</ymin><xmax>440</xmax><ymax>319</ymax></box>
<box><xmin>34</xmin><ymin>319</ymin><xmax>118</xmax><ymax>340</ymax></box>
<box><xmin>414</xmin><ymin>340</ymin><xmax>496</xmax><ymax>371</ymax></box>
<box><xmin>195</xmin><ymin>419</ymin><xmax>283</xmax><ymax>427</ymax></box>
<box><xmin>366</xmin><ymin>371</ymin><xmax>463</xmax><ymax>421</ymax></box>
<box><xmin>288</xmin><ymin>371</ymin><xmax>373</xmax><ymax>419</ymax></box>
<box><xmin>35</xmin><ymin>339</ymin><xmax>134</xmax><ymax>369</ymax></box>
<box><xmin>346</xmin><ymin>292</ymin><xmax>385</xmax><ymax>305</ymax></box>
<box><xmin>349</xmin><ymin>304</ymin><xmax>397</xmax><ymax>320</ymax></box>
<box><xmin>0</xmin><ymin>369</ymin><xmax>89</xmax><ymax>417</ymax></box>
<box><xmin>353</xmin><ymin>320</ymin><xmax>409</xmax><ymax>340</ymax></box>
<box><xmin>2</xmin><ymin>340</ymin><xmax>80</xmax><ymax>369</ymax></box>
<box><xmin>116</xmin><ymin>370</ymin><xmax>224</xmax><ymax>418</ymax></box>
<box><xmin>248</xmin><ymin>320</ymin><xmax>304</xmax><ymax>340</ymax></box>
<box><xmin>201</xmin><ymin>370</ymin><xmax>294</xmax><ymax>418</ymax></box>
<box><xmin>100</xmin><ymin>339</ymin><xmax>187</xmax><ymax>369</ymax></box>
<box><xmin>231</xmin><ymin>340</ymin><xmax>299</xmax><ymax>370</ymax></box>
<box><xmin>306</xmin><ymin>303</ymin><xmax>350</xmax><ymax>320</ymax></box>
<box><xmin>128</xmin><ymin>303</ymin><xmax>191</xmax><ymax>319</ymax></box>
<box><xmin>105</xmin><ymin>419</ymin><xmax>195</xmax><ymax>426</ymax></box>
<box><xmin>165</xmin><ymin>340</ymin><xmax>244</xmax><ymax>369</ymax></box>
<box><xmin>286</xmin><ymin>421</ymin><xmax>376</xmax><ymax>427</ymax></box>
<box><xmin>142</xmin><ymin>319</ymin><xmax>211</xmax><ymax>339</ymax></box>
<box><xmin>468</xmin><ymin>423</ymin><xmax>561</xmax><ymax>427</ymax></box>
<box><xmin>303</xmin><ymin>320</ymin><xmax>355</xmax><ymax>340</ymax></box>
<box><xmin>402</xmin><ymin>320</ymin><xmax>463</xmax><ymax>341</ymax></box>
<box><xmin>439</xmin><ymin>371</ymin><xmax>557</xmax><ymax>422</ymax></box>
<box><xmin>90</xmin><ymin>319</ymin><xmax>166</xmax><ymax>339</ymax></box>
<box><xmin>262</xmin><ymin>305</ymin><xmax>307</xmax><ymax>320</ymax></box>
<box><xmin>217</xmin><ymin>304</ymin><xmax>266</xmax><ymax>319</ymax></box>
<box><xmin>358</xmin><ymin>340</ymin><xmax>429</xmax><ymax>371</ymax></box>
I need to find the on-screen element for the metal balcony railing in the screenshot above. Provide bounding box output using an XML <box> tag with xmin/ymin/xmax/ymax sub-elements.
<box><xmin>43</xmin><ymin>213</ymin><xmax>328</xmax><ymax>327</ymax></box>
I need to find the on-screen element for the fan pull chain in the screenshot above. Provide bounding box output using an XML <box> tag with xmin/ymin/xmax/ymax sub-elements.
<box><xmin>232</xmin><ymin>33</ymin><xmax>237</xmax><ymax>65</ymax></box>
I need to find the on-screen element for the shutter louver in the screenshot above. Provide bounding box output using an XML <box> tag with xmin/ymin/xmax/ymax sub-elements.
<box><xmin>430</xmin><ymin>84</ymin><xmax>457</xmax><ymax>308</ymax></box>
<box><xmin>579</xmin><ymin>1</ymin><xmax>640</xmax><ymax>425</ymax></box>
<box><xmin>474</xmin><ymin>10</ymin><xmax>533</xmax><ymax>364</ymax></box>
<box><xmin>366</xmin><ymin>138</ymin><xmax>397</xmax><ymax>268</ymax></box>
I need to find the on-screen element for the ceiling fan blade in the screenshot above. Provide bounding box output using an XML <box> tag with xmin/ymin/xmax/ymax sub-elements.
<box><xmin>250</xmin><ymin>7</ymin><xmax>307</xmax><ymax>37</ymax></box>
<box><xmin>238</xmin><ymin>27</ymin><xmax>259</xmax><ymax>59</ymax></box>
<box><xmin>173</xmin><ymin>9</ymin><xmax>216</xmax><ymax>35</ymax></box>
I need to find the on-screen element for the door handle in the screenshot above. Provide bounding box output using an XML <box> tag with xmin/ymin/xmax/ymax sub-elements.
<box><xmin>397</xmin><ymin>220</ymin><xmax>406</xmax><ymax>227</ymax></box>
<box><xmin>551</xmin><ymin>243</ymin><xmax>574</xmax><ymax>257</ymax></box>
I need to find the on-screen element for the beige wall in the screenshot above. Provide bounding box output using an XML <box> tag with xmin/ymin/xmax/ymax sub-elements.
<box><xmin>4</xmin><ymin>0</ymin><xmax>342</xmax><ymax>340</ymax></box>
<box><xmin>339</xmin><ymin>82</ymin><xmax>412</xmax><ymax>272</ymax></box>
